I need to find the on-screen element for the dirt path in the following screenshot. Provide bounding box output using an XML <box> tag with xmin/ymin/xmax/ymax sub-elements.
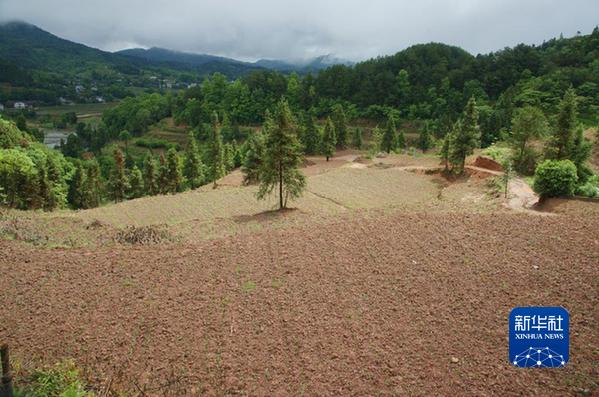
<box><xmin>507</xmin><ymin>178</ymin><xmax>540</xmax><ymax>210</ymax></box>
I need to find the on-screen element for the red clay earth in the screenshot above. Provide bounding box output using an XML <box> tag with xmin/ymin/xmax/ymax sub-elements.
<box><xmin>1</xmin><ymin>212</ymin><xmax>598</xmax><ymax>396</ymax></box>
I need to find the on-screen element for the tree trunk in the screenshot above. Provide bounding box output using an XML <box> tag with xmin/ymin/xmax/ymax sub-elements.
<box><xmin>279</xmin><ymin>161</ymin><xmax>283</xmax><ymax>210</ymax></box>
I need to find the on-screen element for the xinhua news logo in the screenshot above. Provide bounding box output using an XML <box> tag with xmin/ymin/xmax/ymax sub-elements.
<box><xmin>509</xmin><ymin>307</ymin><xmax>569</xmax><ymax>368</ymax></box>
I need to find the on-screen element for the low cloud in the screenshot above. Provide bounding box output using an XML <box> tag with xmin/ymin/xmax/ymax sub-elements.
<box><xmin>1</xmin><ymin>0</ymin><xmax>597</xmax><ymax>61</ymax></box>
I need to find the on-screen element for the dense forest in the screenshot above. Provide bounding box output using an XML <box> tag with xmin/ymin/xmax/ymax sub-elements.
<box><xmin>1</xmin><ymin>27</ymin><xmax>598</xmax><ymax>211</ymax></box>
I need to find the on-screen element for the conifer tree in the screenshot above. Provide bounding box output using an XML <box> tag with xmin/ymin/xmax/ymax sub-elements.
<box><xmin>232</xmin><ymin>140</ymin><xmax>243</xmax><ymax>167</ymax></box>
<box><xmin>549</xmin><ymin>88</ymin><xmax>577</xmax><ymax>160</ymax></box>
<box><xmin>331</xmin><ymin>104</ymin><xmax>348</xmax><ymax>148</ymax></box>
<box><xmin>183</xmin><ymin>132</ymin><xmax>204</xmax><ymax>189</ymax></box>
<box><xmin>83</xmin><ymin>160</ymin><xmax>102</xmax><ymax>208</ymax></box>
<box><xmin>109</xmin><ymin>148</ymin><xmax>129</xmax><ymax>202</ymax></box>
<box><xmin>257</xmin><ymin>100</ymin><xmax>306</xmax><ymax>209</ymax></box>
<box><xmin>165</xmin><ymin>148</ymin><xmax>182</xmax><ymax>194</ymax></box>
<box><xmin>397</xmin><ymin>124</ymin><xmax>406</xmax><ymax>150</ymax></box>
<box><xmin>208</xmin><ymin>112</ymin><xmax>225</xmax><ymax>188</ymax></box>
<box><xmin>242</xmin><ymin>132</ymin><xmax>265</xmax><ymax>185</ymax></box>
<box><xmin>157</xmin><ymin>153</ymin><xmax>169</xmax><ymax>194</ymax></box>
<box><xmin>322</xmin><ymin>117</ymin><xmax>336</xmax><ymax>161</ymax></box>
<box><xmin>382</xmin><ymin>114</ymin><xmax>398</xmax><ymax>153</ymax></box>
<box><xmin>418</xmin><ymin>122</ymin><xmax>434</xmax><ymax>152</ymax></box>
<box><xmin>369</xmin><ymin>127</ymin><xmax>383</xmax><ymax>157</ymax></box>
<box><xmin>509</xmin><ymin>106</ymin><xmax>547</xmax><ymax>174</ymax></box>
<box><xmin>301</xmin><ymin>110</ymin><xmax>321</xmax><ymax>155</ymax></box>
<box><xmin>128</xmin><ymin>165</ymin><xmax>144</xmax><ymax>198</ymax></box>
<box><xmin>352</xmin><ymin>127</ymin><xmax>363</xmax><ymax>149</ymax></box>
<box><xmin>571</xmin><ymin>125</ymin><xmax>593</xmax><ymax>182</ymax></box>
<box><xmin>68</xmin><ymin>164</ymin><xmax>85</xmax><ymax>209</ymax></box>
<box><xmin>143</xmin><ymin>153</ymin><xmax>158</xmax><ymax>195</ymax></box>
<box><xmin>37</xmin><ymin>163</ymin><xmax>56</xmax><ymax>211</ymax></box>
<box><xmin>224</xmin><ymin>143</ymin><xmax>235</xmax><ymax>171</ymax></box>
<box><xmin>439</xmin><ymin>133</ymin><xmax>451</xmax><ymax>172</ymax></box>
<box><xmin>449</xmin><ymin>97</ymin><xmax>480</xmax><ymax>173</ymax></box>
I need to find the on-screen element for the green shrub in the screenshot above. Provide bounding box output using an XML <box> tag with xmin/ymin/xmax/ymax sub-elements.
<box><xmin>533</xmin><ymin>159</ymin><xmax>578</xmax><ymax>198</ymax></box>
<box><xmin>481</xmin><ymin>144</ymin><xmax>512</xmax><ymax>165</ymax></box>
<box><xmin>575</xmin><ymin>175</ymin><xmax>599</xmax><ymax>198</ymax></box>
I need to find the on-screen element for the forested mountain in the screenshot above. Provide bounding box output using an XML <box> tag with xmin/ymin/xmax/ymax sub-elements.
<box><xmin>116</xmin><ymin>47</ymin><xmax>264</xmax><ymax>76</ymax></box>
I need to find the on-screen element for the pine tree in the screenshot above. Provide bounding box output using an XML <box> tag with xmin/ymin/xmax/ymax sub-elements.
<box><xmin>257</xmin><ymin>100</ymin><xmax>306</xmax><ymax>209</ymax></box>
<box><xmin>418</xmin><ymin>122</ymin><xmax>433</xmax><ymax>152</ymax></box>
<box><xmin>449</xmin><ymin>97</ymin><xmax>480</xmax><ymax>173</ymax></box>
<box><xmin>208</xmin><ymin>112</ymin><xmax>225</xmax><ymax>188</ymax></box>
<box><xmin>439</xmin><ymin>132</ymin><xmax>451</xmax><ymax>172</ymax></box>
<box><xmin>397</xmin><ymin>122</ymin><xmax>405</xmax><ymax>150</ymax></box>
<box><xmin>549</xmin><ymin>88</ymin><xmax>577</xmax><ymax>160</ymax></box>
<box><xmin>183</xmin><ymin>132</ymin><xmax>204</xmax><ymax>189</ymax></box>
<box><xmin>382</xmin><ymin>114</ymin><xmax>398</xmax><ymax>153</ymax></box>
<box><xmin>368</xmin><ymin>127</ymin><xmax>382</xmax><ymax>157</ymax></box>
<box><xmin>157</xmin><ymin>153</ymin><xmax>169</xmax><ymax>194</ymax></box>
<box><xmin>571</xmin><ymin>125</ymin><xmax>593</xmax><ymax>182</ymax></box>
<box><xmin>224</xmin><ymin>143</ymin><xmax>235</xmax><ymax>171</ymax></box>
<box><xmin>128</xmin><ymin>165</ymin><xmax>144</xmax><ymax>199</ymax></box>
<box><xmin>352</xmin><ymin>127</ymin><xmax>363</xmax><ymax>149</ymax></box>
<box><xmin>68</xmin><ymin>164</ymin><xmax>85</xmax><ymax>209</ymax></box>
<box><xmin>37</xmin><ymin>163</ymin><xmax>56</xmax><ymax>211</ymax></box>
<box><xmin>143</xmin><ymin>153</ymin><xmax>158</xmax><ymax>195</ymax></box>
<box><xmin>301</xmin><ymin>110</ymin><xmax>321</xmax><ymax>155</ymax></box>
<box><xmin>83</xmin><ymin>160</ymin><xmax>102</xmax><ymax>208</ymax></box>
<box><xmin>331</xmin><ymin>104</ymin><xmax>348</xmax><ymax>148</ymax></box>
<box><xmin>165</xmin><ymin>148</ymin><xmax>182</xmax><ymax>194</ymax></box>
<box><xmin>509</xmin><ymin>106</ymin><xmax>547</xmax><ymax>174</ymax></box>
<box><xmin>322</xmin><ymin>117</ymin><xmax>336</xmax><ymax>161</ymax></box>
<box><xmin>242</xmin><ymin>132</ymin><xmax>265</xmax><ymax>185</ymax></box>
<box><xmin>232</xmin><ymin>140</ymin><xmax>243</xmax><ymax>167</ymax></box>
<box><xmin>109</xmin><ymin>148</ymin><xmax>129</xmax><ymax>202</ymax></box>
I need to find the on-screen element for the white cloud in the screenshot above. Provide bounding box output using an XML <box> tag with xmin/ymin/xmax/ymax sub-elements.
<box><xmin>1</xmin><ymin>0</ymin><xmax>597</xmax><ymax>61</ymax></box>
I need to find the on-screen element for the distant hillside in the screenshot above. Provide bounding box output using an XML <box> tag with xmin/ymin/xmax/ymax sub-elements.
<box><xmin>116</xmin><ymin>47</ymin><xmax>264</xmax><ymax>76</ymax></box>
<box><xmin>119</xmin><ymin>47</ymin><xmax>352</xmax><ymax>74</ymax></box>
<box><xmin>255</xmin><ymin>54</ymin><xmax>353</xmax><ymax>73</ymax></box>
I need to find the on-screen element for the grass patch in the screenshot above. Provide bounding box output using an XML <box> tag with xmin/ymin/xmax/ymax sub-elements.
<box><xmin>13</xmin><ymin>360</ymin><xmax>94</xmax><ymax>397</ymax></box>
<box><xmin>241</xmin><ymin>280</ymin><xmax>256</xmax><ymax>292</ymax></box>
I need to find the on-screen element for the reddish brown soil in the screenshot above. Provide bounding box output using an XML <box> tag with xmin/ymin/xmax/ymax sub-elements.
<box><xmin>473</xmin><ymin>156</ymin><xmax>504</xmax><ymax>172</ymax></box>
<box><xmin>1</xmin><ymin>212</ymin><xmax>598</xmax><ymax>396</ymax></box>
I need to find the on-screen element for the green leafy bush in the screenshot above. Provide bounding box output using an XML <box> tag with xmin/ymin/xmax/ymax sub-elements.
<box><xmin>575</xmin><ymin>174</ymin><xmax>599</xmax><ymax>198</ymax></box>
<box><xmin>533</xmin><ymin>159</ymin><xmax>578</xmax><ymax>198</ymax></box>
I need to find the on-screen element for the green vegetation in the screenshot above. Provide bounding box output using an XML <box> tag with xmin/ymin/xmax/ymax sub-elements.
<box><xmin>13</xmin><ymin>360</ymin><xmax>94</xmax><ymax>397</ymax></box>
<box><xmin>533</xmin><ymin>159</ymin><xmax>578</xmax><ymax>198</ymax></box>
<box><xmin>257</xmin><ymin>100</ymin><xmax>306</xmax><ymax>209</ymax></box>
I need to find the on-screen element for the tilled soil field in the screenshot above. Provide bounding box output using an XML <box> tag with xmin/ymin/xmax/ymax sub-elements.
<box><xmin>1</xmin><ymin>212</ymin><xmax>598</xmax><ymax>396</ymax></box>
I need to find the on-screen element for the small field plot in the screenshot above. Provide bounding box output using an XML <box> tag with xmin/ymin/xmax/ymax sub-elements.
<box><xmin>308</xmin><ymin>167</ymin><xmax>440</xmax><ymax>209</ymax></box>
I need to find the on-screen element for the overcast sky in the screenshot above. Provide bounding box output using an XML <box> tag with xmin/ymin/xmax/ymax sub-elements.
<box><xmin>1</xmin><ymin>0</ymin><xmax>598</xmax><ymax>62</ymax></box>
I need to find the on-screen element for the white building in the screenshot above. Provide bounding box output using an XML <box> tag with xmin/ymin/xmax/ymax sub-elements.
<box><xmin>0</xmin><ymin>104</ymin><xmax>4</xmax><ymax>111</ymax></box>
<box><xmin>14</xmin><ymin>102</ymin><xmax>26</xmax><ymax>109</ymax></box>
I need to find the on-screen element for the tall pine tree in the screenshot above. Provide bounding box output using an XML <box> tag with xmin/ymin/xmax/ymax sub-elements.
<box><xmin>165</xmin><ymin>148</ymin><xmax>182</xmax><ymax>194</ymax></box>
<box><xmin>109</xmin><ymin>148</ymin><xmax>129</xmax><ymax>202</ymax></box>
<box><xmin>68</xmin><ymin>163</ymin><xmax>85</xmax><ymax>209</ymax></box>
<box><xmin>209</xmin><ymin>112</ymin><xmax>225</xmax><ymax>188</ymax></box>
<box><xmin>83</xmin><ymin>160</ymin><xmax>102</xmax><ymax>208</ymax></box>
<box><xmin>331</xmin><ymin>104</ymin><xmax>348</xmax><ymax>149</ymax></box>
<box><xmin>549</xmin><ymin>88</ymin><xmax>577</xmax><ymax>160</ymax></box>
<box><xmin>322</xmin><ymin>117</ymin><xmax>336</xmax><ymax>161</ymax></box>
<box><xmin>257</xmin><ymin>100</ymin><xmax>306</xmax><ymax>209</ymax></box>
<box><xmin>183</xmin><ymin>132</ymin><xmax>204</xmax><ymax>189</ymax></box>
<box><xmin>143</xmin><ymin>153</ymin><xmax>158</xmax><ymax>195</ymax></box>
<box><xmin>382</xmin><ymin>114</ymin><xmax>398</xmax><ymax>153</ymax></box>
<box><xmin>301</xmin><ymin>110</ymin><xmax>321</xmax><ymax>155</ymax></box>
<box><xmin>128</xmin><ymin>165</ymin><xmax>144</xmax><ymax>199</ymax></box>
<box><xmin>449</xmin><ymin>97</ymin><xmax>481</xmax><ymax>174</ymax></box>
